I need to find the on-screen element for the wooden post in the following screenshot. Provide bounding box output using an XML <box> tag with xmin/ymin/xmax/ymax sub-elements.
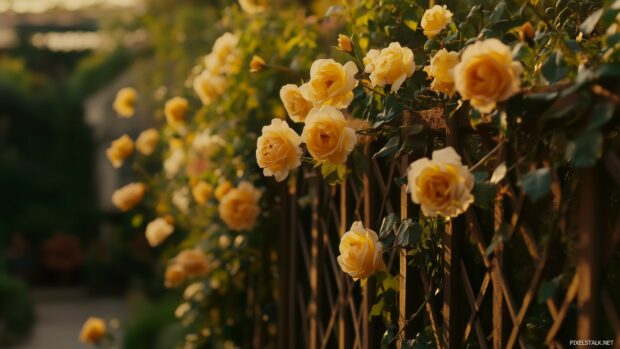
<box><xmin>363</xmin><ymin>143</ymin><xmax>375</xmax><ymax>349</ymax></box>
<box><xmin>338</xmin><ymin>180</ymin><xmax>347</xmax><ymax>349</ymax></box>
<box><xmin>398</xmin><ymin>112</ymin><xmax>411</xmax><ymax>348</ymax></box>
<box><xmin>309</xmin><ymin>177</ymin><xmax>323</xmax><ymax>349</ymax></box>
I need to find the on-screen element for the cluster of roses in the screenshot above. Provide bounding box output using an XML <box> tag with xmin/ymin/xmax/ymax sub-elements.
<box><xmin>255</xmin><ymin>4</ymin><xmax>524</xmax><ymax>281</ymax></box>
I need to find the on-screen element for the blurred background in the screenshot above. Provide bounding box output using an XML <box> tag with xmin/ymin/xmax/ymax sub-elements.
<box><xmin>0</xmin><ymin>0</ymin><xmax>225</xmax><ymax>347</ymax></box>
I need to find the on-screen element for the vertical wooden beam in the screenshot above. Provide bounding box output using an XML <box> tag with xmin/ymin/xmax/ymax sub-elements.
<box><xmin>492</xmin><ymin>170</ymin><xmax>506</xmax><ymax>349</ymax></box>
<box><xmin>398</xmin><ymin>112</ymin><xmax>411</xmax><ymax>348</ymax></box>
<box><xmin>577</xmin><ymin>167</ymin><xmax>600</xmax><ymax>341</ymax></box>
<box><xmin>288</xmin><ymin>177</ymin><xmax>298</xmax><ymax>349</ymax></box>
<box><xmin>309</xmin><ymin>177</ymin><xmax>323</xmax><ymax>349</ymax></box>
<box><xmin>338</xmin><ymin>180</ymin><xmax>347</xmax><ymax>349</ymax></box>
<box><xmin>362</xmin><ymin>147</ymin><xmax>374</xmax><ymax>349</ymax></box>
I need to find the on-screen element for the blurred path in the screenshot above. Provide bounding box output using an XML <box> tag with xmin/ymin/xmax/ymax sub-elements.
<box><xmin>15</xmin><ymin>288</ymin><xmax>129</xmax><ymax>349</ymax></box>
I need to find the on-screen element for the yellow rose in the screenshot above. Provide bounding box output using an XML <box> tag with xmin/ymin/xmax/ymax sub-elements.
<box><xmin>193</xmin><ymin>70</ymin><xmax>227</xmax><ymax>106</ymax></box>
<box><xmin>301</xmin><ymin>106</ymin><xmax>357</xmax><ymax>164</ymax></box>
<box><xmin>79</xmin><ymin>317</ymin><xmax>106</xmax><ymax>344</ymax></box>
<box><xmin>279</xmin><ymin>84</ymin><xmax>314</xmax><ymax>123</ymax></box>
<box><xmin>256</xmin><ymin>118</ymin><xmax>302</xmax><ymax>182</ymax></box>
<box><xmin>111</xmin><ymin>182</ymin><xmax>146</xmax><ymax>212</ymax></box>
<box><xmin>215</xmin><ymin>181</ymin><xmax>233</xmax><ymax>200</ymax></box>
<box><xmin>145</xmin><ymin>218</ymin><xmax>174</xmax><ymax>247</ymax></box>
<box><xmin>135</xmin><ymin>128</ymin><xmax>159</xmax><ymax>156</ymax></box>
<box><xmin>164</xmin><ymin>264</ymin><xmax>185</xmax><ymax>288</ymax></box>
<box><xmin>453</xmin><ymin>39</ymin><xmax>523</xmax><ymax>113</ymax></box>
<box><xmin>218</xmin><ymin>181</ymin><xmax>261</xmax><ymax>231</ymax></box>
<box><xmin>239</xmin><ymin>0</ymin><xmax>267</xmax><ymax>15</ymax></box>
<box><xmin>423</xmin><ymin>49</ymin><xmax>459</xmax><ymax>96</ymax></box>
<box><xmin>407</xmin><ymin>147</ymin><xmax>474</xmax><ymax>217</ymax></box>
<box><xmin>250</xmin><ymin>55</ymin><xmax>266</xmax><ymax>72</ymax></box>
<box><xmin>421</xmin><ymin>5</ymin><xmax>453</xmax><ymax>38</ymax></box>
<box><xmin>300</xmin><ymin>59</ymin><xmax>358</xmax><ymax>109</ymax></box>
<box><xmin>192</xmin><ymin>181</ymin><xmax>214</xmax><ymax>205</ymax></box>
<box><xmin>363</xmin><ymin>42</ymin><xmax>414</xmax><ymax>92</ymax></box>
<box><xmin>113</xmin><ymin>87</ymin><xmax>137</xmax><ymax>118</ymax></box>
<box><xmin>106</xmin><ymin>134</ymin><xmax>133</xmax><ymax>169</ymax></box>
<box><xmin>165</xmin><ymin>96</ymin><xmax>189</xmax><ymax>126</ymax></box>
<box><xmin>205</xmin><ymin>32</ymin><xmax>241</xmax><ymax>75</ymax></box>
<box><xmin>175</xmin><ymin>248</ymin><xmax>210</xmax><ymax>278</ymax></box>
<box><xmin>338</xmin><ymin>34</ymin><xmax>353</xmax><ymax>53</ymax></box>
<box><xmin>337</xmin><ymin>221</ymin><xmax>384</xmax><ymax>280</ymax></box>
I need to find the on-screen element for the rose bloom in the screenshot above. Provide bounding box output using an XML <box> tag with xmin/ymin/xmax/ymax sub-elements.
<box><xmin>280</xmin><ymin>84</ymin><xmax>314</xmax><ymax>123</ymax></box>
<box><xmin>338</xmin><ymin>34</ymin><xmax>353</xmax><ymax>52</ymax></box>
<box><xmin>423</xmin><ymin>49</ymin><xmax>459</xmax><ymax>96</ymax></box>
<box><xmin>421</xmin><ymin>5</ymin><xmax>453</xmax><ymax>38</ymax></box>
<box><xmin>164</xmin><ymin>263</ymin><xmax>185</xmax><ymax>288</ymax></box>
<box><xmin>135</xmin><ymin>128</ymin><xmax>159</xmax><ymax>156</ymax></box>
<box><xmin>300</xmin><ymin>59</ymin><xmax>358</xmax><ymax>109</ymax></box>
<box><xmin>192</xmin><ymin>181</ymin><xmax>214</xmax><ymax>205</ymax></box>
<box><xmin>407</xmin><ymin>147</ymin><xmax>474</xmax><ymax>218</ymax></box>
<box><xmin>215</xmin><ymin>181</ymin><xmax>233</xmax><ymax>200</ymax></box>
<box><xmin>164</xmin><ymin>146</ymin><xmax>185</xmax><ymax>179</ymax></box>
<box><xmin>113</xmin><ymin>87</ymin><xmax>137</xmax><ymax>118</ymax></box>
<box><xmin>453</xmin><ymin>39</ymin><xmax>523</xmax><ymax>114</ymax></box>
<box><xmin>111</xmin><ymin>182</ymin><xmax>146</xmax><ymax>212</ymax></box>
<box><xmin>250</xmin><ymin>55</ymin><xmax>266</xmax><ymax>72</ymax></box>
<box><xmin>79</xmin><ymin>317</ymin><xmax>106</xmax><ymax>344</ymax></box>
<box><xmin>238</xmin><ymin>0</ymin><xmax>267</xmax><ymax>14</ymax></box>
<box><xmin>145</xmin><ymin>218</ymin><xmax>174</xmax><ymax>247</ymax></box>
<box><xmin>106</xmin><ymin>134</ymin><xmax>133</xmax><ymax>168</ymax></box>
<box><xmin>165</xmin><ymin>96</ymin><xmax>189</xmax><ymax>127</ymax></box>
<box><xmin>337</xmin><ymin>221</ymin><xmax>384</xmax><ymax>280</ymax></box>
<box><xmin>205</xmin><ymin>33</ymin><xmax>242</xmax><ymax>75</ymax></box>
<box><xmin>256</xmin><ymin>118</ymin><xmax>302</xmax><ymax>182</ymax></box>
<box><xmin>218</xmin><ymin>181</ymin><xmax>261</xmax><ymax>231</ymax></box>
<box><xmin>363</xmin><ymin>42</ymin><xmax>415</xmax><ymax>92</ymax></box>
<box><xmin>194</xmin><ymin>70</ymin><xmax>227</xmax><ymax>106</ymax></box>
<box><xmin>301</xmin><ymin>107</ymin><xmax>357</xmax><ymax>164</ymax></box>
<box><xmin>175</xmin><ymin>248</ymin><xmax>210</xmax><ymax>278</ymax></box>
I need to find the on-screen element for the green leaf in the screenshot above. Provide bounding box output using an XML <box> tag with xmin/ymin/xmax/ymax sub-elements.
<box><xmin>538</xmin><ymin>278</ymin><xmax>559</xmax><ymax>304</ymax></box>
<box><xmin>519</xmin><ymin>168</ymin><xmax>552</xmax><ymax>202</ymax></box>
<box><xmin>379</xmin><ymin>213</ymin><xmax>398</xmax><ymax>238</ymax></box>
<box><xmin>374</xmin><ymin>135</ymin><xmax>400</xmax><ymax>159</ymax></box>
<box><xmin>490</xmin><ymin>162</ymin><xmax>507</xmax><ymax>184</ymax></box>
<box><xmin>374</xmin><ymin>94</ymin><xmax>401</xmax><ymax>128</ymax></box>
<box><xmin>542</xmin><ymin>51</ymin><xmax>568</xmax><ymax>84</ymax></box>
<box><xmin>397</xmin><ymin>219</ymin><xmax>422</xmax><ymax>247</ymax></box>
<box><xmin>489</xmin><ymin>1</ymin><xmax>506</xmax><ymax>22</ymax></box>
<box><xmin>369</xmin><ymin>298</ymin><xmax>385</xmax><ymax>318</ymax></box>
<box><xmin>485</xmin><ymin>223</ymin><xmax>510</xmax><ymax>255</ymax></box>
<box><xmin>473</xmin><ymin>182</ymin><xmax>497</xmax><ymax>209</ymax></box>
<box><xmin>381</xmin><ymin>325</ymin><xmax>397</xmax><ymax>349</ymax></box>
<box><xmin>587</xmin><ymin>101</ymin><xmax>615</xmax><ymax>131</ymax></box>
<box><xmin>565</xmin><ymin>131</ymin><xmax>603</xmax><ymax>167</ymax></box>
<box><xmin>580</xmin><ymin>8</ymin><xmax>603</xmax><ymax>35</ymax></box>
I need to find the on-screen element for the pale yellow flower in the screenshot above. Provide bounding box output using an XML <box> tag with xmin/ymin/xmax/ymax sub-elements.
<box><xmin>113</xmin><ymin>87</ymin><xmax>137</xmax><ymax>118</ymax></box>
<box><xmin>111</xmin><ymin>182</ymin><xmax>146</xmax><ymax>212</ymax></box>
<box><xmin>164</xmin><ymin>264</ymin><xmax>185</xmax><ymax>288</ymax></box>
<box><xmin>363</xmin><ymin>42</ymin><xmax>414</xmax><ymax>92</ymax></box>
<box><xmin>423</xmin><ymin>49</ymin><xmax>459</xmax><ymax>96</ymax></box>
<box><xmin>165</xmin><ymin>97</ymin><xmax>189</xmax><ymax>127</ymax></box>
<box><xmin>194</xmin><ymin>70</ymin><xmax>227</xmax><ymax>106</ymax></box>
<box><xmin>106</xmin><ymin>134</ymin><xmax>133</xmax><ymax>168</ymax></box>
<box><xmin>256</xmin><ymin>118</ymin><xmax>302</xmax><ymax>182</ymax></box>
<box><xmin>250</xmin><ymin>55</ymin><xmax>266</xmax><ymax>72</ymax></box>
<box><xmin>215</xmin><ymin>181</ymin><xmax>233</xmax><ymax>200</ymax></box>
<box><xmin>79</xmin><ymin>317</ymin><xmax>106</xmax><ymax>344</ymax></box>
<box><xmin>205</xmin><ymin>33</ymin><xmax>242</xmax><ymax>75</ymax></box>
<box><xmin>301</xmin><ymin>107</ymin><xmax>357</xmax><ymax>165</ymax></box>
<box><xmin>239</xmin><ymin>0</ymin><xmax>267</xmax><ymax>14</ymax></box>
<box><xmin>338</xmin><ymin>34</ymin><xmax>353</xmax><ymax>53</ymax></box>
<box><xmin>218</xmin><ymin>181</ymin><xmax>261</xmax><ymax>231</ymax></box>
<box><xmin>407</xmin><ymin>147</ymin><xmax>474</xmax><ymax>217</ymax></box>
<box><xmin>453</xmin><ymin>39</ymin><xmax>523</xmax><ymax>113</ymax></box>
<box><xmin>280</xmin><ymin>84</ymin><xmax>314</xmax><ymax>123</ymax></box>
<box><xmin>337</xmin><ymin>221</ymin><xmax>384</xmax><ymax>280</ymax></box>
<box><xmin>300</xmin><ymin>59</ymin><xmax>358</xmax><ymax>109</ymax></box>
<box><xmin>421</xmin><ymin>5</ymin><xmax>453</xmax><ymax>38</ymax></box>
<box><xmin>192</xmin><ymin>181</ymin><xmax>214</xmax><ymax>205</ymax></box>
<box><xmin>135</xmin><ymin>128</ymin><xmax>159</xmax><ymax>156</ymax></box>
<box><xmin>175</xmin><ymin>248</ymin><xmax>209</xmax><ymax>278</ymax></box>
<box><xmin>145</xmin><ymin>218</ymin><xmax>174</xmax><ymax>247</ymax></box>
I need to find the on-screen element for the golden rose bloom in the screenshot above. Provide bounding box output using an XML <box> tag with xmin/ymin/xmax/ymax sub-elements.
<box><xmin>279</xmin><ymin>84</ymin><xmax>314</xmax><ymax>123</ymax></box>
<box><xmin>338</xmin><ymin>34</ymin><xmax>353</xmax><ymax>53</ymax></box>
<box><xmin>79</xmin><ymin>317</ymin><xmax>106</xmax><ymax>344</ymax></box>
<box><xmin>238</xmin><ymin>0</ymin><xmax>267</xmax><ymax>14</ymax></box>
<box><xmin>423</xmin><ymin>49</ymin><xmax>460</xmax><ymax>96</ymax></box>
<box><xmin>301</xmin><ymin>106</ymin><xmax>357</xmax><ymax>165</ymax></box>
<box><xmin>520</xmin><ymin>22</ymin><xmax>535</xmax><ymax>42</ymax></box>
<box><xmin>106</xmin><ymin>134</ymin><xmax>134</xmax><ymax>169</ymax></box>
<box><xmin>250</xmin><ymin>55</ymin><xmax>266</xmax><ymax>72</ymax></box>
<box><xmin>192</xmin><ymin>181</ymin><xmax>214</xmax><ymax>205</ymax></box>
<box><xmin>453</xmin><ymin>39</ymin><xmax>523</xmax><ymax>113</ymax></box>
<box><xmin>299</xmin><ymin>59</ymin><xmax>358</xmax><ymax>109</ymax></box>
<box><xmin>194</xmin><ymin>70</ymin><xmax>227</xmax><ymax>106</ymax></box>
<box><xmin>407</xmin><ymin>147</ymin><xmax>474</xmax><ymax>218</ymax></box>
<box><xmin>215</xmin><ymin>181</ymin><xmax>233</xmax><ymax>200</ymax></box>
<box><xmin>164</xmin><ymin>264</ymin><xmax>185</xmax><ymax>288</ymax></box>
<box><xmin>175</xmin><ymin>248</ymin><xmax>210</xmax><ymax>278</ymax></box>
<box><xmin>256</xmin><ymin>118</ymin><xmax>302</xmax><ymax>182</ymax></box>
<box><xmin>337</xmin><ymin>221</ymin><xmax>384</xmax><ymax>280</ymax></box>
<box><xmin>111</xmin><ymin>182</ymin><xmax>146</xmax><ymax>212</ymax></box>
<box><xmin>421</xmin><ymin>5</ymin><xmax>453</xmax><ymax>38</ymax></box>
<box><xmin>136</xmin><ymin>128</ymin><xmax>159</xmax><ymax>156</ymax></box>
<box><xmin>165</xmin><ymin>97</ymin><xmax>189</xmax><ymax>126</ymax></box>
<box><xmin>363</xmin><ymin>42</ymin><xmax>414</xmax><ymax>92</ymax></box>
<box><xmin>145</xmin><ymin>218</ymin><xmax>174</xmax><ymax>247</ymax></box>
<box><xmin>205</xmin><ymin>32</ymin><xmax>241</xmax><ymax>75</ymax></box>
<box><xmin>113</xmin><ymin>87</ymin><xmax>137</xmax><ymax>118</ymax></box>
<box><xmin>218</xmin><ymin>181</ymin><xmax>261</xmax><ymax>231</ymax></box>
